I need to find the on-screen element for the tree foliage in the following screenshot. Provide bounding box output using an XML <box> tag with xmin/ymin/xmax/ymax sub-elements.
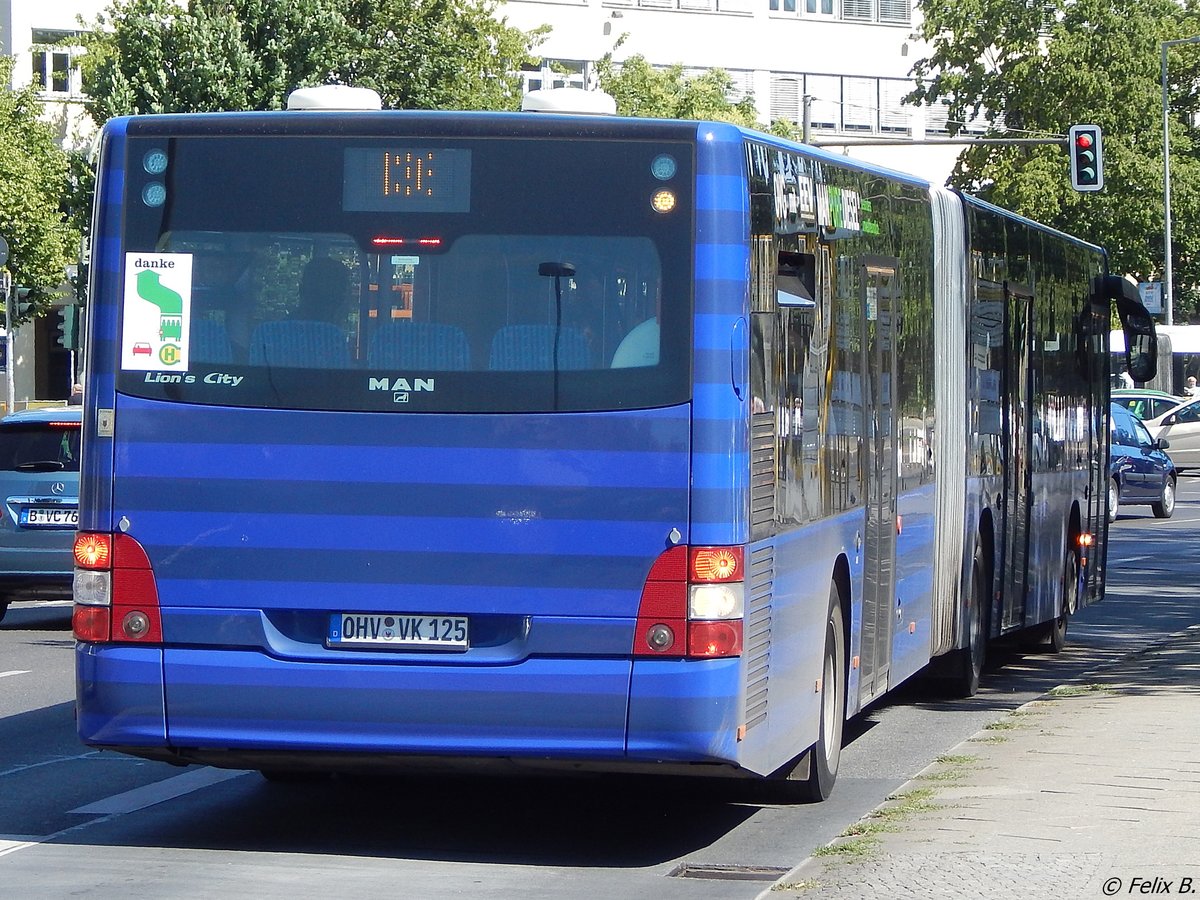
<box><xmin>596</xmin><ymin>47</ymin><xmax>799</xmax><ymax>137</ymax></box>
<box><xmin>81</xmin><ymin>0</ymin><xmax>543</xmax><ymax>123</ymax></box>
<box><xmin>0</xmin><ymin>56</ymin><xmax>79</xmax><ymax>322</ymax></box>
<box><xmin>909</xmin><ymin>0</ymin><xmax>1200</xmax><ymax>319</ymax></box>
<box><xmin>596</xmin><ymin>52</ymin><xmax>761</xmax><ymax>127</ymax></box>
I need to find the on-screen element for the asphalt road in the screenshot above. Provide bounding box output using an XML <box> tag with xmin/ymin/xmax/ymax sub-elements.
<box><xmin>1</xmin><ymin>477</ymin><xmax>1196</xmax><ymax>899</ymax></box>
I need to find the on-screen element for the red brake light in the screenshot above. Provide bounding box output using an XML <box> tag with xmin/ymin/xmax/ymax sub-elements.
<box><xmin>687</xmin><ymin>621</ymin><xmax>743</xmax><ymax>658</ymax></box>
<box><xmin>72</xmin><ymin>605</ymin><xmax>111</xmax><ymax>642</ymax></box>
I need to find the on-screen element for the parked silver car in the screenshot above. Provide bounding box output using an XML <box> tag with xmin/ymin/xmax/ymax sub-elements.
<box><xmin>1142</xmin><ymin>397</ymin><xmax>1200</xmax><ymax>471</ymax></box>
<box><xmin>0</xmin><ymin>407</ymin><xmax>81</xmax><ymax>623</ymax></box>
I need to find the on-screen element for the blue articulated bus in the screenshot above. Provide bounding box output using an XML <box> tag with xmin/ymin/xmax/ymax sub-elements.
<box><xmin>73</xmin><ymin>88</ymin><xmax>1156</xmax><ymax>800</ymax></box>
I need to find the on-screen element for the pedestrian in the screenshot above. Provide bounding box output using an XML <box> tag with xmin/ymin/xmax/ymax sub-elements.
<box><xmin>68</xmin><ymin>383</ymin><xmax>83</xmax><ymax>404</ymax></box>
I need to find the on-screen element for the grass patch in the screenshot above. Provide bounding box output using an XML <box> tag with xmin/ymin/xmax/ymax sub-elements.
<box><xmin>1046</xmin><ymin>683</ymin><xmax>1113</xmax><ymax>698</ymax></box>
<box><xmin>916</xmin><ymin>768</ymin><xmax>968</xmax><ymax>782</ymax></box>
<box><xmin>968</xmin><ymin>734</ymin><xmax>1010</xmax><ymax>744</ymax></box>
<box><xmin>983</xmin><ymin>719</ymin><xmax>1020</xmax><ymax>731</ymax></box>
<box><xmin>812</xmin><ymin>835</ymin><xmax>881</xmax><ymax>860</ymax></box>
<box><xmin>935</xmin><ymin>754</ymin><xmax>977</xmax><ymax>766</ymax></box>
<box><xmin>871</xmin><ymin>788</ymin><xmax>940</xmax><ymax>820</ymax></box>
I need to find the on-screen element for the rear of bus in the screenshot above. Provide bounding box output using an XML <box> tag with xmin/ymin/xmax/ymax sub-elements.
<box><xmin>74</xmin><ymin>109</ymin><xmax>759</xmax><ymax>777</ymax></box>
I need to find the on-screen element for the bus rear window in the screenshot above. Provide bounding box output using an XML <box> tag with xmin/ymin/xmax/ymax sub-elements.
<box><xmin>116</xmin><ymin>132</ymin><xmax>694</xmax><ymax>413</ymax></box>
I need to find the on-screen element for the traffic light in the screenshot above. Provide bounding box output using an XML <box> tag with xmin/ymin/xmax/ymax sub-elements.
<box><xmin>12</xmin><ymin>287</ymin><xmax>32</xmax><ymax>317</ymax></box>
<box><xmin>1069</xmin><ymin>125</ymin><xmax>1104</xmax><ymax>192</ymax></box>
<box><xmin>56</xmin><ymin>305</ymin><xmax>78</xmax><ymax>349</ymax></box>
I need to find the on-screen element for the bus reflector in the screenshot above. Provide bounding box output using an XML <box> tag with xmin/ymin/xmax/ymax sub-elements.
<box><xmin>71</xmin><ymin>532</ymin><xmax>163</xmax><ymax>644</ymax></box>
<box><xmin>635</xmin><ymin>545</ymin><xmax>745</xmax><ymax>659</ymax></box>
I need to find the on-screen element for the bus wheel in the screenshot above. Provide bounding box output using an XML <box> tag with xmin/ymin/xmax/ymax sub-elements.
<box><xmin>950</xmin><ymin>545</ymin><xmax>989</xmax><ymax>698</ymax></box>
<box><xmin>0</xmin><ymin>600</ymin><xmax>8</xmax><ymax>624</ymax></box>
<box><xmin>1046</xmin><ymin>549</ymin><xmax>1078</xmax><ymax>654</ymax></box>
<box><xmin>802</xmin><ymin>581</ymin><xmax>847</xmax><ymax>801</ymax></box>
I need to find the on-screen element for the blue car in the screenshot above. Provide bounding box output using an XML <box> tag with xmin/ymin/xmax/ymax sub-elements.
<box><xmin>0</xmin><ymin>406</ymin><xmax>81</xmax><ymax>622</ymax></box>
<box><xmin>1109</xmin><ymin>402</ymin><xmax>1177</xmax><ymax>522</ymax></box>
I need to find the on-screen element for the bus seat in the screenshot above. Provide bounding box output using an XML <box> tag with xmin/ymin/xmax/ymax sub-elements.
<box><xmin>610</xmin><ymin>318</ymin><xmax>659</xmax><ymax>368</ymax></box>
<box><xmin>189</xmin><ymin>319</ymin><xmax>234</xmax><ymax>363</ymax></box>
<box><xmin>248</xmin><ymin>320</ymin><xmax>350</xmax><ymax>369</ymax></box>
<box><xmin>366</xmin><ymin>322</ymin><xmax>471</xmax><ymax>370</ymax></box>
<box><xmin>488</xmin><ymin>324</ymin><xmax>591</xmax><ymax>371</ymax></box>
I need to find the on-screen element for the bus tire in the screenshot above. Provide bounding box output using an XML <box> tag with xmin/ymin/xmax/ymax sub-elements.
<box><xmin>0</xmin><ymin>600</ymin><xmax>7</xmax><ymax>624</ymax></box>
<box><xmin>1027</xmin><ymin>545</ymin><xmax>1077</xmax><ymax>653</ymax></box>
<box><xmin>800</xmin><ymin>581</ymin><xmax>847</xmax><ymax>801</ymax></box>
<box><xmin>949</xmin><ymin>545</ymin><xmax>989</xmax><ymax>698</ymax></box>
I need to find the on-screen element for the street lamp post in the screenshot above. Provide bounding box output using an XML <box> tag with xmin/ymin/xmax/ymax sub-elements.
<box><xmin>1162</xmin><ymin>36</ymin><xmax>1200</xmax><ymax>326</ymax></box>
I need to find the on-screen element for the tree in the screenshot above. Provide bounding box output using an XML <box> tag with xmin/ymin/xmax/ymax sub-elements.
<box><xmin>908</xmin><ymin>0</ymin><xmax>1200</xmax><ymax>320</ymax></box>
<box><xmin>81</xmin><ymin>0</ymin><xmax>543</xmax><ymax>123</ymax></box>
<box><xmin>339</xmin><ymin>0</ymin><xmax>545</xmax><ymax>111</ymax></box>
<box><xmin>596</xmin><ymin>48</ymin><xmax>795</xmax><ymax>137</ymax></box>
<box><xmin>0</xmin><ymin>56</ymin><xmax>79</xmax><ymax>323</ymax></box>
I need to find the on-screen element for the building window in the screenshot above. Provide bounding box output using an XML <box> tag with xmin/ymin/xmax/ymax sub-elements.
<box><xmin>842</xmin><ymin>0</ymin><xmax>873</xmax><ymax>19</ymax></box>
<box><xmin>770</xmin><ymin>0</ymin><xmax>910</xmax><ymax>22</ymax></box>
<box><xmin>771</xmin><ymin>72</ymin><xmax>917</xmax><ymax>137</ymax></box>
<box><xmin>879</xmin><ymin>0</ymin><xmax>910</xmax><ymax>23</ymax></box>
<box><xmin>31</xmin><ymin>29</ymin><xmax>84</xmax><ymax>97</ymax></box>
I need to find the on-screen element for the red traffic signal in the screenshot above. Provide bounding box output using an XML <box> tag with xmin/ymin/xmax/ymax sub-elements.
<box><xmin>1069</xmin><ymin>125</ymin><xmax>1103</xmax><ymax>192</ymax></box>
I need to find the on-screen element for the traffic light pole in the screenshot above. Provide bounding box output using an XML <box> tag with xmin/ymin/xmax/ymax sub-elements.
<box><xmin>2</xmin><ymin>272</ymin><xmax>12</xmax><ymax>415</ymax></box>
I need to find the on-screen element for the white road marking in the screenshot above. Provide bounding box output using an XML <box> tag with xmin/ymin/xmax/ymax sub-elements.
<box><xmin>0</xmin><ymin>838</ymin><xmax>42</xmax><ymax>858</ymax></box>
<box><xmin>0</xmin><ymin>767</ymin><xmax>249</xmax><ymax>858</ymax></box>
<box><xmin>0</xmin><ymin>671</ymin><xmax>31</xmax><ymax>679</ymax></box>
<box><xmin>68</xmin><ymin>766</ymin><xmax>247</xmax><ymax>815</ymax></box>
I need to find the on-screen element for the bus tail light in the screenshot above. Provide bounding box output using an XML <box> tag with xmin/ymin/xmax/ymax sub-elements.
<box><xmin>634</xmin><ymin>545</ymin><xmax>744</xmax><ymax>659</ymax></box>
<box><xmin>72</xmin><ymin>532</ymin><xmax>163</xmax><ymax>644</ymax></box>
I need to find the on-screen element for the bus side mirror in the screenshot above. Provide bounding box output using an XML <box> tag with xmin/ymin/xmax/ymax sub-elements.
<box><xmin>1103</xmin><ymin>275</ymin><xmax>1157</xmax><ymax>383</ymax></box>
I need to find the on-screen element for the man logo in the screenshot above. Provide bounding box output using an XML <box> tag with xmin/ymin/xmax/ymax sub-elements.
<box><xmin>368</xmin><ymin>377</ymin><xmax>435</xmax><ymax>393</ymax></box>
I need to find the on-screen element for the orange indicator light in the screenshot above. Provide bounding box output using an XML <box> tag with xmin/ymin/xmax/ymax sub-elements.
<box><xmin>651</xmin><ymin>190</ymin><xmax>676</xmax><ymax>213</ymax></box>
<box><xmin>74</xmin><ymin>533</ymin><xmax>112</xmax><ymax>569</ymax></box>
<box><xmin>690</xmin><ymin>547</ymin><xmax>742</xmax><ymax>583</ymax></box>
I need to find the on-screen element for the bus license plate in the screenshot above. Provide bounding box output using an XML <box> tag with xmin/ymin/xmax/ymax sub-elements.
<box><xmin>328</xmin><ymin>613</ymin><xmax>468</xmax><ymax>651</ymax></box>
<box><xmin>20</xmin><ymin>507</ymin><xmax>78</xmax><ymax>528</ymax></box>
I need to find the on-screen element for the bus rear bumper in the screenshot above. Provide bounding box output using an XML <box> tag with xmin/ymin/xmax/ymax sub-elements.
<box><xmin>76</xmin><ymin>644</ymin><xmax>167</xmax><ymax>747</ymax></box>
<box><xmin>160</xmin><ymin>648</ymin><xmax>633</xmax><ymax>758</ymax></box>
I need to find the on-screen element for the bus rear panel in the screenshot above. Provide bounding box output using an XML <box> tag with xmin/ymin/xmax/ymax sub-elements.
<box><xmin>75</xmin><ymin>113</ymin><xmax>764</xmax><ymax>776</ymax></box>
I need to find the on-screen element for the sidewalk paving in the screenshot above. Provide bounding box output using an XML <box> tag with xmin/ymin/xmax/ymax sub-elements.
<box><xmin>765</xmin><ymin>625</ymin><xmax>1200</xmax><ymax>900</ymax></box>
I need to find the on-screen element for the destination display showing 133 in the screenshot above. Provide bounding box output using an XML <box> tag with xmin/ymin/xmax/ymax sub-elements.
<box><xmin>343</xmin><ymin>147</ymin><xmax>472</xmax><ymax>213</ymax></box>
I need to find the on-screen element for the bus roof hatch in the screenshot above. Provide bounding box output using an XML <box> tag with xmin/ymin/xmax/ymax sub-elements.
<box><xmin>286</xmin><ymin>85</ymin><xmax>383</xmax><ymax>111</ymax></box>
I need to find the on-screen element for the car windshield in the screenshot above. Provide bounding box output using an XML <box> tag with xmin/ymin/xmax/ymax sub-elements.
<box><xmin>0</xmin><ymin>423</ymin><xmax>82</xmax><ymax>472</ymax></box>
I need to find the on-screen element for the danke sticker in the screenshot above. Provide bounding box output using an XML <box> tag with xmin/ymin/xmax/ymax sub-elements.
<box><xmin>122</xmin><ymin>253</ymin><xmax>193</xmax><ymax>371</ymax></box>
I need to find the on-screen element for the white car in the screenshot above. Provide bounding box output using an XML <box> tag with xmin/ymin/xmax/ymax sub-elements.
<box><xmin>1142</xmin><ymin>397</ymin><xmax>1200</xmax><ymax>470</ymax></box>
